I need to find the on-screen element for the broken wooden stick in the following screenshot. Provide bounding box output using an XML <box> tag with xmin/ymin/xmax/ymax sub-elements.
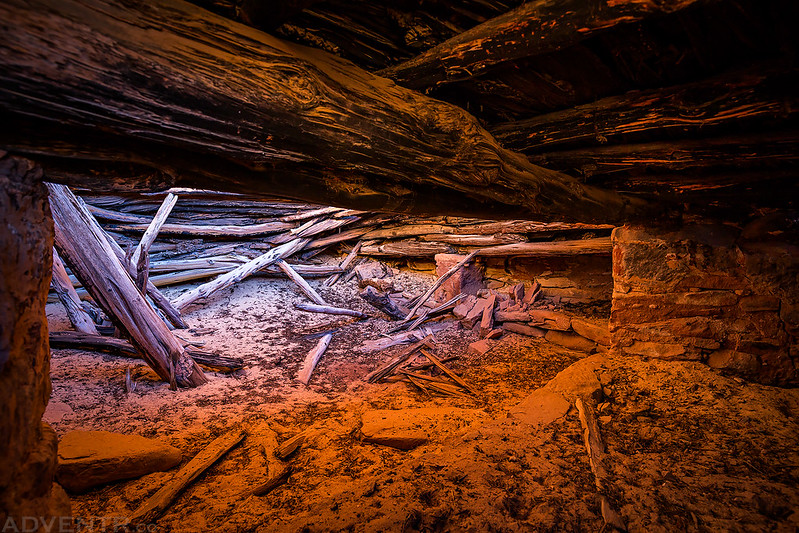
<box><xmin>275</xmin><ymin>430</ymin><xmax>317</xmax><ymax>460</ymax></box>
<box><xmin>400</xmin><ymin>250</ymin><xmax>479</xmax><ymax>324</ymax></box>
<box><xmin>324</xmin><ymin>240</ymin><xmax>363</xmax><ymax>287</ymax></box>
<box><xmin>575</xmin><ymin>398</ymin><xmax>627</xmax><ymax>532</ymax></box>
<box><xmin>366</xmin><ymin>335</ymin><xmax>434</xmax><ymax>383</ymax></box>
<box><xmin>296</xmin><ymin>333</ymin><xmax>332</xmax><ymax>386</ymax></box>
<box><xmin>127</xmin><ymin>428</ymin><xmax>246</xmax><ymax>525</ymax></box>
<box><xmin>172</xmin><ymin>238</ymin><xmax>309</xmax><ymax>311</ymax></box>
<box><xmin>251</xmin><ymin>464</ymin><xmax>293</xmax><ymax>497</ymax></box>
<box><xmin>294</xmin><ymin>302</ymin><xmax>367</xmax><ymax>319</ymax></box>
<box><xmin>130</xmin><ymin>192</ymin><xmax>178</xmax><ymax>291</ymax></box>
<box><xmin>276</xmin><ymin>259</ymin><xmax>327</xmax><ymax>305</ymax></box>
<box><xmin>49</xmin><ymin>331</ymin><xmax>245</xmax><ymax>372</ymax></box>
<box><xmin>359</xmin><ymin>285</ymin><xmax>407</xmax><ymax>320</ymax></box>
<box><xmin>51</xmin><ymin>248</ymin><xmax>99</xmax><ymax>335</ymax></box>
<box><xmin>419</xmin><ymin>348</ymin><xmax>474</xmax><ymax>394</ymax></box>
<box><xmin>47</xmin><ymin>183</ymin><xmax>206</xmax><ymax>387</ymax></box>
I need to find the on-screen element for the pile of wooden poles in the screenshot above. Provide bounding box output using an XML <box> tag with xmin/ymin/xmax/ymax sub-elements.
<box><xmin>48</xmin><ymin>187</ymin><xmax>613</xmax><ymax>390</ymax></box>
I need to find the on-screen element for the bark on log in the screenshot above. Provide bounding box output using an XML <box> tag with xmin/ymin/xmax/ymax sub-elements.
<box><xmin>379</xmin><ymin>0</ymin><xmax>707</xmax><ymax>89</ymax></box>
<box><xmin>51</xmin><ymin>249</ymin><xmax>99</xmax><ymax>335</ymax></box>
<box><xmin>492</xmin><ymin>68</ymin><xmax>799</xmax><ymax>154</ymax></box>
<box><xmin>0</xmin><ymin>0</ymin><xmax>649</xmax><ymax>224</ymax></box>
<box><xmin>46</xmin><ymin>183</ymin><xmax>207</xmax><ymax>387</ymax></box>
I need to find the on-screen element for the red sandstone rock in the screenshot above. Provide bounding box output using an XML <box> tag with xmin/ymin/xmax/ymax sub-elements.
<box><xmin>57</xmin><ymin>431</ymin><xmax>182</xmax><ymax>493</ymax></box>
<box><xmin>501</xmin><ymin>322</ymin><xmax>546</xmax><ymax>337</ymax></box>
<box><xmin>508</xmin><ymin>389</ymin><xmax>570</xmax><ymax>427</ymax></box>
<box><xmin>545</xmin><ymin>330</ymin><xmax>596</xmax><ymax>353</ymax></box>
<box><xmin>571</xmin><ymin>317</ymin><xmax>610</xmax><ymax>346</ymax></box>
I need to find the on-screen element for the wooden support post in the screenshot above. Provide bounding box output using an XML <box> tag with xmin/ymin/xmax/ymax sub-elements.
<box><xmin>46</xmin><ymin>183</ymin><xmax>207</xmax><ymax>387</ymax></box>
<box><xmin>296</xmin><ymin>333</ymin><xmax>332</xmax><ymax>386</ymax></box>
<box><xmin>324</xmin><ymin>241</ymin><xmax>363</xmax><ymax>287</ymax></box>
<box><xmin>51</xmin><ymin>248</ymin><xmax>99</xmax><ymax>335</ymax></box>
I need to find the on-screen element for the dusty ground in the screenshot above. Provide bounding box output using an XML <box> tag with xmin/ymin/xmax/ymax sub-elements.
<box><xmin>45</xmin><ymin>262</ymin><xmax>799</xmax><ymax>532</ymax></box>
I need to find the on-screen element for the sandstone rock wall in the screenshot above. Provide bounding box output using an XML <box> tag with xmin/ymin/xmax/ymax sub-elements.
<box><xmin>0</xmin><ymin>154</ymin><xmax>70</xmax><ymax>528</ymax></box>
<box><xmin>611</xmin><ymin>222</ymin><xmax>799</xmax><ymax>385</ymax></box>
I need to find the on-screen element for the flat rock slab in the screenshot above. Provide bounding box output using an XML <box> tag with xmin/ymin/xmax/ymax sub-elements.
<box><xmin>360</xmin><ymin>408</ymin><xmax>484</xmax><ymax>450</ymax></box>
<box><xmin>544</xmin><ymin>354</ymin><xmax>605</xmax><ymax>403</ymax></box>
<box><xmin>508</xmin><ymin>388</ymin><xmax>570</xmax><ymax>427</ymax></box>
<box><xmin>545</xmin><ymin>330</ymin><xmax>597</xmax><ymax>353</ymax></box>
<box><xmin>57</xmin><ymin>430</ymin><xmax>182</xmax><ymax>493</ymax></box>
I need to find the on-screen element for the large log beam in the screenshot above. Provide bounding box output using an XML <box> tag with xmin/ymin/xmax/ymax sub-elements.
<box><xmin>0</xmin><ymin>0</ymin><xmax>651</xmax><ymax>224</ymax></box>
<box><xmin>491</xmin><ymin>68</ymin><xmax>799</xmax><ymax>154</ymax></box>
<box><xmin>379</xmin><ymin>0</ymin><xmax>708</xmax><ymax>90</ymax></box>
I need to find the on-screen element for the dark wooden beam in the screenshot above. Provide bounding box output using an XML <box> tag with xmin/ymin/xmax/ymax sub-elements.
<box><xmin>379</xmin><ymin>0</ymin><xmax>710</xmax><ymax>90</ymax></box>
<box><xmin>492</xmin><ymin>68</ymin><xmax>799</xmax><ymax>154</ymax></box>
<box><xmin>0</xmin><ymin>0</ymin><xmax>651</xmax><ymax>224</ymax></box>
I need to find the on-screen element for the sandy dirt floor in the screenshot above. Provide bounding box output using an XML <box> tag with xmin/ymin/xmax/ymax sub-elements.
<box><xmin>44</xmin><ymin>260</ymin><xmax>799</xmax><ymax>532</ymax></box>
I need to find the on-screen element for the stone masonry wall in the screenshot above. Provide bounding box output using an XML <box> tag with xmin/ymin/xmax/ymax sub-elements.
<box><xmin>611</xmin><ymin>221</ymin><xmax>799</xmax><ymax>386</ymax></box>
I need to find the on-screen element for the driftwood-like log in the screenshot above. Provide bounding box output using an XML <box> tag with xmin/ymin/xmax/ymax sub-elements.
<box><xmin>296</xmin><ymin>333</ymin><xmax>332</xmax><ymax>386</ymax></box>
<box><xmin>51</xmin><ymin>248</ymin><xmax>99</xmax><ymax>335</ymax></box>
<box><xmin>276</xmin><ymin>259</ymin><xmax>326</xmax><ymax>305</ymax></box>
<box><xmin>128</xmin><ymin>428</ymin><xmax>246</xmax><ymax>525</ymax></box>
<box><xmin>360</xmin><ymin>240</ymin><xmax>454</xmax><ymax>257</ymax></box>
<box><xmin>359</xmin><ymin>286</ymin><xmax>407</xmax><ymax>321</ymax></box>
<box><xmin>46</xmin><ymin>183</ymin><xmax>207</xmax><ymax>387</ymax></box>
<box><xmin>172</xmin><ymin>238</ymin><xmax>309</xmax><ymax>311</ymax></box>
<box><xmin>575</xmin><ymin>398</ymin><xmax>627</xmax><ymax>531</ymax></box>
<box><xmin>294</xmin><ymin>302</ymin><xmax>367</xmax><ymax>319</ymax></box>
<box><xmin>130</xmin><ymin>193</ymin><xmax>177</xmax><ymax>283</ymax></box>
<box><xmin>49</xmin><ymin>331</ymin><xmax>245</xmax><ymax>372</ymax></box>
<box><xmin>0</xmin><ymin>0</ymin><xmax>649</xmax><ymax>224</ymax></box>
<box><xmin>477</xmin><ymin>237</ymin><xmax>611</xmax><ymax>257</ymax></box>
<box><xmin>380</xmin><ymin>0</ymin><xmax>705</xmax><ymax>89</ymax></box>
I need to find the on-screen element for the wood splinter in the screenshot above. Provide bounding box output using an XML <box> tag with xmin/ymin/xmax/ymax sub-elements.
<box><xmin>252</xmin><ymin>465</ymin><xmax>293</xmax><ymax>497</ymax></box>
